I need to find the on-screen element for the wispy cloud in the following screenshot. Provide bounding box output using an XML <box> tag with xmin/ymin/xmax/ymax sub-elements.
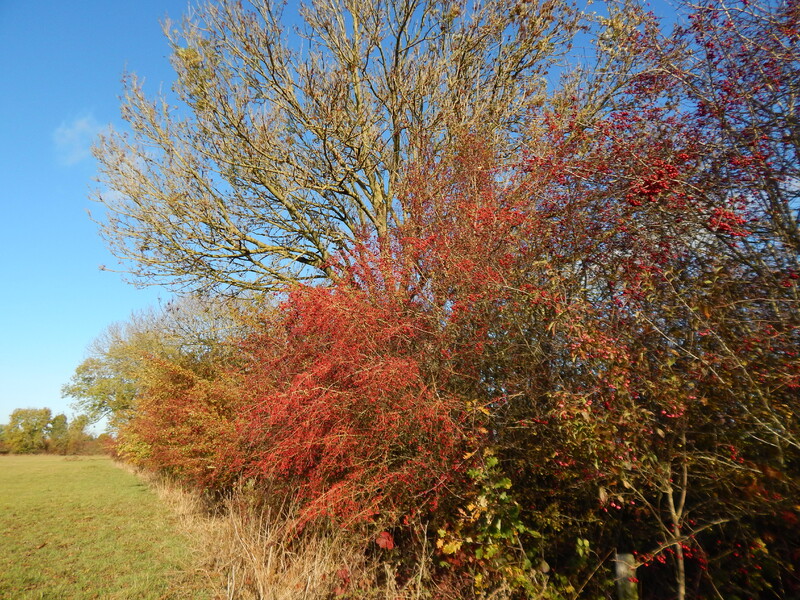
<box><xmin>53</xmin><ymin>114</ymin><xmax>106</xmax><ymax>166</ymax></box>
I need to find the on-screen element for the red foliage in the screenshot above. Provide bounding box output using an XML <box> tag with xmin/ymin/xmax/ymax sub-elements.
<box><xmin>375</xmin><ymin>531</ymin><xmax>396</xmax><ymax>550</ymax></box>
<box><xmin>234</xmin><ymin>285</ymin><xmax>470</xmax><ymax>524</ymax></box>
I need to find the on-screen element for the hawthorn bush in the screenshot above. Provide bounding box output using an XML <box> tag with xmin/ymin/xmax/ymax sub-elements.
<box><xmin>232</xmin><ymin>285</ymin><xmax>472</xmax><ymax>526</ymax></box>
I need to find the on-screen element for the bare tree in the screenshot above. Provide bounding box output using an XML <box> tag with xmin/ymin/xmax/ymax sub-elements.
<box><xmin>94</xmin><ymin>0</ymin><xmax>581</xmax><ymax>293</ymax></box>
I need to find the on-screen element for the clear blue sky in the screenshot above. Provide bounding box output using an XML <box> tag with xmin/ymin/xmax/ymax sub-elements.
<box><xmin>0</xmin><ymin>0</ymin><xmax>194</xmax><ymax>425</ymax></box>
<box><xmin>0</xmin><ymin>0</ymin><xmax>681</xmax><ymax>428</ymax></box>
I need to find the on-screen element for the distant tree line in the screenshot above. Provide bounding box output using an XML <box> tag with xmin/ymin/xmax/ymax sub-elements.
<box><xmin>0</xmin><ymin>408</ymin><xmax>103</xmax><ymax>455</ymax></box>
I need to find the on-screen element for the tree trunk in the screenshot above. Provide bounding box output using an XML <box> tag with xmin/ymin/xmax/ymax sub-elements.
<box><xmin>615</xmin><ymin>552</ymin><xmax>639</xmax><ymax>600</ymax></box>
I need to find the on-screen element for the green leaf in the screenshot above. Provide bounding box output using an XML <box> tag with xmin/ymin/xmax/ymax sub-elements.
<box><xmin>493</xmin><ymin>477</ymin><xmax>512</xmax><ymax>489</ymax></box>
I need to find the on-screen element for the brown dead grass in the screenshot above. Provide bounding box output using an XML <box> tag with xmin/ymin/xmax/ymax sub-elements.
<box><xmin>141</xmin><ymin>472</ymin><xmax>437</xmax><ymax>599</ymax></box>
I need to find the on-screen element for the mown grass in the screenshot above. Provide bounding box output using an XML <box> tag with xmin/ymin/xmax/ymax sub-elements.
<box><xmin>0</xmin><ymin>455</ymin><xmax>210</xmax><ymax>599</ymax></box>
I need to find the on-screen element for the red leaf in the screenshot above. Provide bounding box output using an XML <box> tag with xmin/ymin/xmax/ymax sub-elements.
<box><xmin>375</xmin><ymin>531</ymin><xmax>395</xmax><ymax>550</ymax></box>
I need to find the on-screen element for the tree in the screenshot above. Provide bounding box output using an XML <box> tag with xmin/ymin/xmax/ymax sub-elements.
<box><xmin>317</xmin><ymin>1</ymin><xmax>798</xmax><ymax>592</ymax></box>
<box><xmin>62</xmin><ymin>295</ymin><xmax>247</xmax><ymax>427</ymax></box>
<box><xmin>5</xmin><ymin>408</ymin><xmax>52</xmax><ymax>454</ymax></box>
<box><xmin>61</xmin><ymin>321</ymin><xmax>159</xmax><ymax>426</ymax></box>
<box><xmin>666</xmin><ymin>0</ymin><xmax>800</xmax><ymax>459</ymax></box>
<box><xmin>66</xmin><ymin>415</ymin><xmax>91</xmax><ymax>455</ymax></box>
<box><xmin>94</xmin><ymin>0</ymin><xmax>582</xmax><ymax>293</ymax></box>
<box><xmin>48</xmin><ymin>413</ymin><xmax>69</xmax><ymax>454</ymax></box>
<box><xmin>62</xmin><ymin>295</ymin><xmax>250</xmax><ymax>469</ymax></box>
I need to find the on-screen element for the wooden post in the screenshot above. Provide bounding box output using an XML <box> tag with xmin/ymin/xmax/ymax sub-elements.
<box><xmin>614</xmin><ymin>552</ymin><xmax>638</xmax><ymax>600</ymax></box>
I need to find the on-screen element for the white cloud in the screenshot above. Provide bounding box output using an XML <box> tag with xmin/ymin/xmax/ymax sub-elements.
<box><xmin>53</xmin><ymin>114</ymin><xmax>106</xmax><ymax>166</ymax></box>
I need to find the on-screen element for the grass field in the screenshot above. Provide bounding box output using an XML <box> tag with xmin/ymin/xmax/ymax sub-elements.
<box><xmin>0</xmin><ymin>455</ymin><xmax>210</xmax><ymax>600</ymax></box>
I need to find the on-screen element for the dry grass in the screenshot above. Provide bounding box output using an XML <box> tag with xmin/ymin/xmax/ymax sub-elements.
<box><xmin>142</xmin><ymin>473</ymin><xmax>437</xmax><ymax>600</ymax></box>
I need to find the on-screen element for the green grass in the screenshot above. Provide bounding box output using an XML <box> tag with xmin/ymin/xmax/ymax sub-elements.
<box><xmin>0</xmin><ymin>455</ymin><xmax>210</xmax><ymax>599</ymax></box>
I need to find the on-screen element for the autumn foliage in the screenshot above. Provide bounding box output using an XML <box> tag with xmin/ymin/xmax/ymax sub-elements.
<box><xmin>234</xmin><ymin>286</ymin><xmax>470</xmax><ymax>524</ymax></box>
<box><xmin>69</xmin><ymin>0</ymin><xmax>800</xmax><ymax>597</ymax></box>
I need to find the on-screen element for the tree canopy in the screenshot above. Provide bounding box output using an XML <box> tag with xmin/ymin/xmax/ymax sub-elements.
<box><xmin>0</xmin><ymin>409</ymin><xmax>92</xmax><ymax>455</ymax></box>
<box><xmin>4</xmin><ymin>408</ymin><xmax>52</xmax><ymax>454</ymax></box>
<box><xmin>94</xmin><ymin>0</ymin><xmax>586</xmax><ymax>292</ymax></box>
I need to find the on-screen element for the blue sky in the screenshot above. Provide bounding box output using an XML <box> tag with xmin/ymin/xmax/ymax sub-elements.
<box><xmin>0</xmin><ymin>0</ymin><xmax>194</xmax><ymax>425</ymax></box>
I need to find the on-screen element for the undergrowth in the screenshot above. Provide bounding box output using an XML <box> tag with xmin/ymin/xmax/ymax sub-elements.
<box><xmin>145</xmin><ymin>473</ymin><xmax>459</xmax><ymax>600</ymax></box>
